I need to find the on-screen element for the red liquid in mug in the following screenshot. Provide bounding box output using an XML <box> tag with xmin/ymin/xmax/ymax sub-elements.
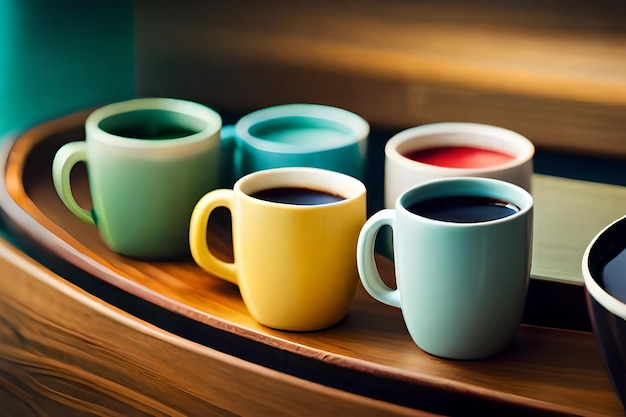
<box><xmin>403</xmin><ymin>146</ymin><xmax>515</xmax><ymax>168</ymax></box>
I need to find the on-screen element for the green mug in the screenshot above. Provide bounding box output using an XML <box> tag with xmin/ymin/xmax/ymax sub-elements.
<box><xmin>357</xmin><ymin>177</ymin><xmax>533</xmax><ymax>360</ymax></box>
<box><xmin>52</xmin><ymin>97</ymin><xmax>223</xmax><ymax>259</ymax></box>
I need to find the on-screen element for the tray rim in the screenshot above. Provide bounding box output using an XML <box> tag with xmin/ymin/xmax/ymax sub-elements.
<box><xmin>0</xmin><ymin>109</ymin><xmax>616</xmax><ymax>415</ymax></box>
<box><xmin>0</xmin><ymin>110</ymin><xmax>424</xmax><ymax>373</ymax></box>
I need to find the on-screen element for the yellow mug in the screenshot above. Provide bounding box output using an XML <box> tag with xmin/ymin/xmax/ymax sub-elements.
<box><xmin>189</xmin><ymin>167</ymin><xmax>367</xmax><ymax>331</ymax></box>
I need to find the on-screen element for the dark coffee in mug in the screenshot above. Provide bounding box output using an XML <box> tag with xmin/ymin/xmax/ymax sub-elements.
<box><xmin>599</xmin><ymin>243</ymin><xmax>626</xmax><ymax>303</ymax></box>
<box><xmin>407</xmin><ymin>195</ymin><xmax>520</xmax><ymax>223</ymax></box>
<box><xmin>251</xmin><ymin>187</ymin><xmax>345</xmax><ymax>205</ymax></box>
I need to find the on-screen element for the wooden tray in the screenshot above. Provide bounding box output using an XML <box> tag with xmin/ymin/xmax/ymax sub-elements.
<box><xmin>0</xmin><ymin>234</ymin><xmax>433</xmax><ymax>417</ymax></box>
<box><xmin>0</xmin><ymin>110</ymin><xmax>622</xmax><ymax>415</ymax></box>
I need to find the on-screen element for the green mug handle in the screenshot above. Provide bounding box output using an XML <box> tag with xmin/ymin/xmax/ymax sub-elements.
<box><xmin>52</xmin><ymin>141</ymin><xmax>95</xmax><ymax>225</ymax></box>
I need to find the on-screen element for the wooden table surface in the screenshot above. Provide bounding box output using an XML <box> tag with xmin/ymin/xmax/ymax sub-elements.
<box><xmin>0</xmin><ymin>238</ymin><xmax>437</xmax><ymax>417</ymax></box>
<box><xmin>0</xmin><ymin>232</ymin><xmax>622</xmax><ymax>416</ymax></box>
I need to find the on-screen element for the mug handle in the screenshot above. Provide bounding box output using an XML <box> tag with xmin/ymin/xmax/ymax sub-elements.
<box><xmin>189</xmin><ymin>189</ymin><xmax>239</xmax><ymax>285</ymax></box>
<box><xmin>51</xmin><ymin>141</ymin><xmax>95</xmax><ymax>225</ymax></box>
<box><xmin>219</xmin><ymin>125</ymin><xmax>242</xmax><ymax>188</ymax></box>
<box><xmin>356</xmin><ymin>209</ymin><xmax>401</xmax><ymax>308</ymax></box>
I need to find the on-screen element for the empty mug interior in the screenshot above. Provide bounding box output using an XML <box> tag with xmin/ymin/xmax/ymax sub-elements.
<box><xmin>98</xmin><ymin>109</ymin><xmax>208</xmax><ymax>140</ymax></box>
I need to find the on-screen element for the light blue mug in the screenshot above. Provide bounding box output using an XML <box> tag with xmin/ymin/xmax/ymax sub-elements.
<box><xmin>356</xmin><ymin>177</ymin><xmax>533</xmax><ymax>360</ymax></box>
<box><xmin>219</xmin><ymin>104</ymin><xmax>369</xmax><ymax>186</ymax></box>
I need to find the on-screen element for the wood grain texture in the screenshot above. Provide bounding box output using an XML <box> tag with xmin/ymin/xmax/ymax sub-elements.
<box><xmin>0</xmin><ymin>110</ymin><xmax>623</xmax><ymax>414</ymax></box>
<box><xmin>134</xmin><ymin>0</ymin><xmax>626</xmax><ymax>157</ymax></box>
<box><xmin>0</xmin><ymin>238</ymin><xmax>430</xmax><ymax>417</ymax></box>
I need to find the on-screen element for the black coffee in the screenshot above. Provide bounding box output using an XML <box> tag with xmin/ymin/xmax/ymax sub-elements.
<box><xmin>407</xmin><ymin>195</ymin><xmax>520</xmax><ymax>223</ymax></box>
<box><xmin>599</xmin><ymin>243</ymin><xmax>626</xmax><ymax>303</ymax></box>
<box><xmin>251</xmin><ymin>187</ymin><xmax>345</xmax><ymax>205</ymax></box>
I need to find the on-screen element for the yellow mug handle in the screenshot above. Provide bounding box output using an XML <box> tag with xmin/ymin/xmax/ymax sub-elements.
<box><xmin>189</xmin><ymin>189</ymin><xmax>238</xmax><ymax>285</ymax></box>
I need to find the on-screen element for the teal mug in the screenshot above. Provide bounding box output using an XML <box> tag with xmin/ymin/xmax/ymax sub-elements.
<box><xmin>220</xmin><ymin>104</ymin><xmax>369</xmax><ymax>186</ymax></box>
<box><xmin>357</xmin><ymin>177</ymin><xmax>533</xmax><ymax>360</ymax></box>
<box><xmin>52</xmin><ymin>97</ymin><xmax>223</xmax><ymax>259</ymax></box>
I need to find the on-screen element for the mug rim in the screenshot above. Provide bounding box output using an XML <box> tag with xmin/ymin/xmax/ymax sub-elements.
<box><xmin>86</xmin><ymin>97</ymin><xmax>222</xmax><ymax>149</ymax></box>
<box><xmin>385</xmin><ymin>122</ymin><xmax>535</xmax><ymax>173</ymax></box>
<box><xmin>234</xmin><ymin>103</ymin><xmax>370</xmax><ymax>154</ymax></box>
<box><xmin>582</xmin><ymin>215</ymin><xmax>626</xmax><ymax>319</ymax></box>
<box><xmin>234</xmin><ymin>167</ymin><xmax>366</xmax><ymax>209</ymax></box>
<box><xmin>397</xmin><ymin>176</ymin><xmax>533</xmax><ymax>227</ymax></box>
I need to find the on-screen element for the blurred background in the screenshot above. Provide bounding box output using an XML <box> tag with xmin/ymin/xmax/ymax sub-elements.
<box><xmin>2</xmin><ymin>0</ymin><xmax>626</xmax><ymax>210</ymax></box>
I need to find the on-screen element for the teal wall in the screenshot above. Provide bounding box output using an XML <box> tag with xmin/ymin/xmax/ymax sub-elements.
<box><xmin>0</xmin><ymin>0</ymin><xmax>135</xmax><ymax>139</ymax></box>
<box><xmin>0</xmin><ymin>0</ymin><xmax>135</xmax><ymax>243</ymax></box>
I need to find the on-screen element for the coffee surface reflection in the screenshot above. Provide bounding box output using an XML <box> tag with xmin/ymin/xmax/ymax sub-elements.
<box><xmin>600</xmin><ymin>244</ymin><xmax>626</xmax><ymax>303</ymax></box>
<box><xmin>250</xmin><ymin>187</ymin><xmax>345</xmax><ymax>205</ymax></box>
<box><xmin>407</xmin><ymin>195</ymin><xmax>520</xmax><ymax>223</ymax></box>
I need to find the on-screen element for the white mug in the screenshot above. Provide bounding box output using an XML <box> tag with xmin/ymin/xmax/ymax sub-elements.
<box><xmin>384</xmin><ymin>122</ymin><xmax>535</xmax><ymax>209</ymax></box>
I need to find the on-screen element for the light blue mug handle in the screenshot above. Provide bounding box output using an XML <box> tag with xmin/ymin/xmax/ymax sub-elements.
<box><xmin>219</xmin><ymin>125</ymin><xmax>242</xmax><ymax>188</ymax></box>
<box><xmin>356</xmin><ymin>209</ymin><xmax>401</xmax><ymax>308</ymax></box>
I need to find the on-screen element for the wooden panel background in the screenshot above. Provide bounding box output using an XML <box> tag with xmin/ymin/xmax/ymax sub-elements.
<box><xmin>134</xmin><ymin>0</ymin><xmax>626</xmax><ymax>157</ymax></box>
<box><xmin>0</xmin><ymin>238</ymin><xmax>430</xmax><ymax>417</ymax></box>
